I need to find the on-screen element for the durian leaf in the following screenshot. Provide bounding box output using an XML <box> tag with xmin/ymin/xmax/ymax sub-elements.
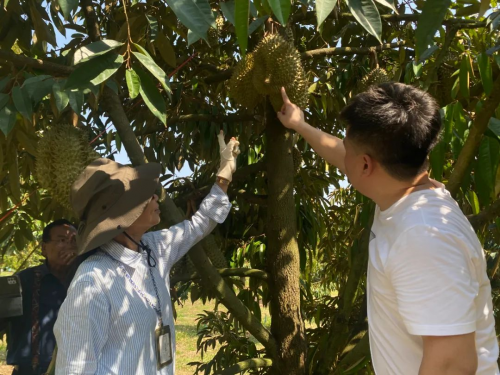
<box><xmin>478</xmin><ymin>0</ymin><xmax>489</xmax><ymax>18</ymax></box>
<box><xmin>235</xmin><ymin>0</ymin><xmax>250</xmax><ymax>55</ymax></box>
<box><xmin>53</xmin><ymin>81</ymin><xmax>70</xmax><ymax>113</ymax></box>
<box><xmin>346</xmin><ymin>0</ymin><xmax>382</xmax><ymax>43</ymax></box>
<box><xmin>146</xmin><ymin>15</ymin><xmax>159</xmax><ymax>42</ymax></box>
<box><xmin>65</xmin><ymin>52</ymin><xmax>124</xmax><ymax>90</ymax></box>
<box><xmin>29</xmin><ymin>2</ymin><xmax>57</xmax><ymax>46</ymax></box>
<box><xmin>135</xmin><ymin>67</ymin><xmax>167</xmax><ymax>125</ymax></box>
<box><xmin>316</xmin><ymin>0</ymin><xmax>338</xmax><ymax>30</ymax></box>
<box><xmin>220</xmin><ymin>1</ymin><xmax>236</xmax><ymax>25</ymax></box>
<box><xmin>459</xmin><ymin>55</ymin><xmax>470</xmax><ymax>99</ymax></box>
<box><xmin>415</xmin><ymin>0</ymin><xmax>451</xmax><ymax>60</ymax></box>
<box><xmin>0</xmin><ymin>76</ymin><xmax>11</xmax><ymax>93</ymax></box>
<box><xmin>373</xmin><ymin>0</ymin><xmax>398</xmax><ymax>13</ymax></box>
<box><xmin>478</xmin><ymin>52</ymin><xmax>492</xmax><ymax>96</ymax></box>
<box><xmin>165</xmin><ymin>0</ymin><xmax>215</xmax><ymax>43</ymax></box>
<box><xmin>22</xmin><ymin>75</ymin><xmax>54</xmax><ymax>104</ymax></box>
<box><xmin>68</xmin><ymin>89</ymin><xmax>84</xmax><ymax>113</ymax></box>
<box><xmin>50</xmin><ymin>3</ymin><xmax>66</xmax><ymax>37</ymax></box>
<box><xmin>0</xmin><ymin>103</ymin><xmax>17</xmax><ymax>136</ymax></box>
<box><xmin>156</xmin><ymin>31</ymin><xmax>177</xmax><ymax>68</ymax></box>
<box><xmin>132</xmin><ymin>44</ymin><xmax>172</xmax><ymax>95</ymax></box>
<box><xmin>0</xmin><ymin>94</ymin><xmax>9</xmax><ymax>110</ymax></box>
<box><xmin>7</xmin><ymin>146</ymin><xmax>20</xmax><ymax>203</ymax></box>
<box><xmin>249</xmin><ymin>16</ymin><xmax>268</xmax><ymax>34</ymax></box>
<box><xmin>268</xmin><ymin>0</ymin><xmax>291</xmax><ymax>25</ymax></box>
<box><xmin>476</xmin><ymin>137</ymin><xmax>499</xmax><ymax>206</ymax></box>
<box><xmin>125</xmin><ymin>68</ymin><xmax>141</xmax><ymax>99</ymax></box>
<box><xmin>73</xmin><ymin>39</ymin><xmax>124</xmax><ymax>64</ymax></box>
<box><xmin>12</xmin><ymin>86</ymin><xmax>32</xmax><ymax>121</ymax></box>
<box><xmin>58</xmin><ymin>0</ymin><xmax>79</xmax><ymax>20</ymax></box>
<box><xmin>467</xmin><ymin>190</ymin><xmax>480</xmax><ymax>215</ymax></box>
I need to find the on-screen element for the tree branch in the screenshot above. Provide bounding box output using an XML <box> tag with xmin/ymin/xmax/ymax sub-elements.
<box><xmin>214</xmin><ymin>358</ymin><xmax>273</xmax><ymax>375</ymax></box>
<box><xmin>0</xmin><ymin>50</ymin><xmax>73</xmax><ymax>75</ymax></box>
<box><xmin>81</xmin><ymin>0</ymin><xmax>101</xmax><ymax>42</ymax></box>
<box><xmin>447</xmin><ymin>75</ymin><xmax>500</xmax><ymax>197</ymax></box>
<box><xmin>468</xmin><ymin>199</ymin><xmax>500</xmax><ymax>230</ymax></box>
<box><xmin>171</xmin><ymin>267</ymin><xmax>269</xmax><ymax>284</ymax></box>
<box><xmin>302</xmin><ymin>41</ymin><xmax>406</xmax><ymax>59</ymax></box>
<box><xmin>237</xmin><ymin>189</ymin><xmax>268</xmax><ymax>206</ymax></box>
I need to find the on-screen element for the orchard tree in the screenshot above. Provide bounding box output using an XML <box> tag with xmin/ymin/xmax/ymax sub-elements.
<box><xmin>0</xmin><ymin>0</ymin><xmax>499</xmax><ymax>373</ymax></box>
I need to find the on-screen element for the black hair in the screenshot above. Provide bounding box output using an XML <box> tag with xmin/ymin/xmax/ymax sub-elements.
<box><xmin>42</xmin><ymin>219</ymin><xmax>75</xmax><ymax>243</ymax></box>
<box><xmin>340</xmin><ymin>82</ymin><xmax>442</xmax><ymax>180</ymax></box>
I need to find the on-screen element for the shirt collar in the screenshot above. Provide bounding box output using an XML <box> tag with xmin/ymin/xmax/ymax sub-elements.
<box><xmin>101</xmin><ymin>240</ymin><xmax>144</xmax><ymax>269</ymax></box>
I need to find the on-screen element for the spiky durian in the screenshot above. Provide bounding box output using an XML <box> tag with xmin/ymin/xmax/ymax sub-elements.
<box><xmin>36</xmin><ymin>124</ymin><xmax>98</xmax><ymax>211</ymax></box>
<box><xmin>358</xmin><ymin>67</ymin><xmax>391</xmax><ymax>92</ymax></box>
<box><xmin>228</xmin><ymin>52</ymin><xmax>262</xmax><ymax>109</ymax></box>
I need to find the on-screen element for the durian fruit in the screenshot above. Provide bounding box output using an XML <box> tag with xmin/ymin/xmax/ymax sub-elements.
<box><xmin>228</xmin><ymin>53</ymin><xmax>262</xmax><ymax>109</ymax></box>
<box><xmin>229</xmin><ymin>33</ymin><xmax>308</xmax><ymax>111</ymax></box>
<box><xmin>36</xmin><ymin>124</ymin><xmax>98</xmax><ymax>211</ymax></box>
<box><xmin>358</xmin><ymin>67</ymin><xmax>391</xmax><ymax>92</ymax></box>
<box><xmin>203</xmin><ymin>234</ymin><xmax>227</xmax><ymax>269</ymax></box>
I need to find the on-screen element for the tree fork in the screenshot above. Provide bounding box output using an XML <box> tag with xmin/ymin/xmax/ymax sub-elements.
<box><xmin>265</xmin><ymin>104</ymin><xmax>307</xmax><ymax>374</ymax></box>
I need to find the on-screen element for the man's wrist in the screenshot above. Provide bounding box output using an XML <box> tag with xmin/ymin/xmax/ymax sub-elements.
<box><xmin>216</xmin><ymin>176</ymin><xmax>230</xmax><ymax>186</ymax></box>
<box><xmin>292</xmin><ymin>120</ymin><xmax>307</xmax><ymax>133</ymax></box>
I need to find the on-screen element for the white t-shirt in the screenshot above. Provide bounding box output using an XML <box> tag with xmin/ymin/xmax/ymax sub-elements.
<box><xmin>368</xmin><ymin>182</ymin><xmax>499</xmax><ymax>375</ymax></box>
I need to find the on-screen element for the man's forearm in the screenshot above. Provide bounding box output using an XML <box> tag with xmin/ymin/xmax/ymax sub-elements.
<box><xmin>294</xmin><ymin>121</ymin><xmax>346</xmax><ymax>174</ymax></box>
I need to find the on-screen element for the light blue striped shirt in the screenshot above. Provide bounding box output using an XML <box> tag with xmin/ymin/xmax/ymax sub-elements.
<box><xmin>54</xmin><ymin>184</ymin><xmax>231</xmax><ymax>375</ymax></box>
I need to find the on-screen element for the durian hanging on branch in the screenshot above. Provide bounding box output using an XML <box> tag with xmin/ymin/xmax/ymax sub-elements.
<box><xmin>36</xmin><ymin>124</ymin><xmax>99</xmax><ymax>211</ymax></box>
<box><xmin>228</xmin><ymin>34</ymin><xmax>309</xmax><ymax>111</ymax></box>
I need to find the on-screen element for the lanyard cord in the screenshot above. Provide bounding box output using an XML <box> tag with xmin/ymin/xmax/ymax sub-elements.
<box><xmin>122</xmin><ymin>232</ymin><xmax>157</xmax><ymax>268</ymax></box>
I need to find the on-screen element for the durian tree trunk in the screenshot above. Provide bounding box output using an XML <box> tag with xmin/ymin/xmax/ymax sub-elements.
<box><xmin>265</xmin><ymin>104</ymin><xmax>307</xmax><ymax>374</ymax></box>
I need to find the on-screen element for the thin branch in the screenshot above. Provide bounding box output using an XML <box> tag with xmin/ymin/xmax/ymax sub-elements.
<box><xmin>447</xmin><ymin>75</ymin><xmax>500</xmax><ymax>197</ymax></box>
<box><xmin>237</xmin><ymin>189</ymin><xmax>268</xmax><ymax>206</ymax></box>
<box><xmin>0</xmin><ymin>50</ymin><xmax>73</xmax><ymax>76</ymax></box>
<box><xmin>214</xmin><ymin>358</ymin><xmax>273</xmax><ymax>375</ymax></box>
<box><xmin>302</xmin><ymin>41</ymin><xmax>406</xmax><ymax>59</ymax></box>
<box><xmin>171</xmin><ymin>267</ymin><xmax>269</xmax><ymax>284</ymax></box>
<box><xmin>467</xmin><ymin>199</ymin><xmax>500</xmax><ymax>230</ymax></box>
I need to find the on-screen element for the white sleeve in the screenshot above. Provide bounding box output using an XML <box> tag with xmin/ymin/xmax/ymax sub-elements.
<box><xmin>54</xmin><ymin>277</ymin><xmax>110</xmax><ymax>374</ymax></box>
<box><xmin>386</xmin><ymin>225</ymin><xmax>478</xmax><ymax>336</ymax></box>
<box><xmin>150</xmin><ymin>184</ymin><xmax>231</xmax><ymax>272</ymax></box>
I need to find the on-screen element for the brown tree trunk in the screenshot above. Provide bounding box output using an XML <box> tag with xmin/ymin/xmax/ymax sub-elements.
<box><xmin>265</xmin><ymin>104</ymin><xmax>306</xmax><ymax>374</ymax></box>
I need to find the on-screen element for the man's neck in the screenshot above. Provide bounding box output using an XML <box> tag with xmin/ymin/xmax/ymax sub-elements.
<box><xmin>46</xmin><ymin>261</ymin><xmax>68</xmax><ymax>283</ymax></box>
<box><xmin>114</xmin><ymin>230</ymin><xmax>145</xmax><ymax>252</ymax></box>
<box><xmin>374</xmin><ymin>173</ymin><xmax>435</xmax><ymax>211</ymax></box>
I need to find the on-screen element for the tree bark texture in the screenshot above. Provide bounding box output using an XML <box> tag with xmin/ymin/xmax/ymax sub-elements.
<box><xmin>265</xmin><ymin>105</ymin><xmax>307</xmax><ymax>374</ymax></box>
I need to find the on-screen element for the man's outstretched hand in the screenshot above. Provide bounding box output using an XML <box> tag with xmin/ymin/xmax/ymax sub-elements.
<box><xmin>276</xmin><ymin>87</ymin><xmax>305</xmax><ymax>131</ymax></box>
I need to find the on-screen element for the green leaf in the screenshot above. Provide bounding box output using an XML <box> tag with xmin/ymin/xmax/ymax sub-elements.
<box><xmin>52</xmin><ymin>81</ymin><xmax>70</xmax><ymax>113</ymax></box>
<box><xmin>268</xmin><ymin>0</ymin><xmax>291</xmax><ymax>25</ymax></box>
<box><xmin>165</xmin><ymin>0</ymin><xmax>215</xmax><ymax>43</ymax></box>
<box><xmin>115</xmin><ymin>133</ymin><xmax>122</xmax><ymax>152</ymax></box>
<box><xmin>346</xmin><ymin>0</ymin><xmax>382</xmax><ymax>43</ymax></box>
<box><xmin>132</xmin><ymin>44</ymin><xmax>172</xmax><ymax>94</ymax></box>
<box><xmin>0</xmin><ymin>103</ymin><xmax>17</xmax><ymax>136</ymax></box>
<box><xmin>0</xmin><ymin>76</ymin><xmax>11</xmax><ymax>93</ymax></box>
<box><xmin>220</xmin><ymin>1</ymin><xmax>236</xmax><ymax>25</ymax></box>
<box><xmin>489</xmin><ymin>117</ymin><xmax>500</xmax><ymax>138</ymax></box>
<box><xmin>58</xmin><ymin>0</ymin><xmax>79</xmax><ymax>20</ymax></box>
<box><xmin>73</xmin><ymin>40</ymin><xmax>124</xmax><ymax>64</ymax></box>
<box><xmin>0</xmin><ymin>93</ymin><xmax>10</xmax><ymax>110</ymax></box>
<box><xmin>29</xmin><ymin>2</ymin><xmax>57</xmax><ymax>46</ymax></box>
<box><xmin>459</xmin><ymin>55</ymin><xmax>470</xmax><ymax>98</ymax></box>
<box><xmin>65</xmin><ymin>52</ymin><xmax>124</xmax><ymax>90</ymax></box>
<box><xmin>22</xmin><ymin>75</ymin><xmax>54</xmax><ymax>104</ymax></box>
<box><xmin>478</xmin><ymin>53</ymin><xmax>492</xmax><ymax>96</ymax></box>
<box><xmin>156</xmin><ymin>32</ymin><xmax>177</xmax><ymax>68</ymax></box>
<box><xmin>235</xmin><ymin>0</ymin><xmax>250</xmax><ymax>55</ymax></box>
<box><xmin>146</xmin><ymin>15</ymin><xmax>159</xmax><ymax>42</ymax></box>
<box><xmin>488</xmin><ymin>11</ymin><xmax>500</xmax><ymax>31</ymax></box>
<box><xmin>316</xmin><ymin>0</ymin><xmax>338</xmax><ymax>29</ymax></box>
<box><xmin>12</xmin><ymin>86</ymin><xmax>32</xmax><ymax>121</ymax></box>
<box><xmin>476</xmin><ymin>137</ymin><xmax>500</xmax><ymax>206</ymax></box>
<box><xmin>68</xmin><ymin>89</ymin><xmax>84</xmax><ymax>113</ymax></box>
<box><xmin>125</xmin><ymin>68</ymin><xmax>141</xmax><ymax>99</ymax></box>
<box><xmin>249</xmin><ymin>16</ymin><xmax>268</xmax><ymax>34</ymax></box>
<box><xmin>374</xmin><ymin>0</ymin><xmax>398</xmax><ymax>13</ymax></box>
<box><xmin>135</xmin><ymin>67</ymin><xmax>167</xmax><ymax>125</ymax></box>
<box><xmin>468</xmin><ymin>191</ymin><xmax>480</xmax><ymax>215</ymax></box>
<box><xmin>415</xmin><ymin>0</ymin><xmax>451</xmax><ymax>60</ymax></box>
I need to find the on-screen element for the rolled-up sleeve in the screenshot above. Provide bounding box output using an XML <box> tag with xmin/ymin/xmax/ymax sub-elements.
<box><xmin>54</xmin><ymin>277</ymin><xmax>110</xmax><ymax>374</ymax></box>
<box><xmin>151</xmin><ymin>184</ymin><xmax>231</xmax><ymax>271</ymax></box>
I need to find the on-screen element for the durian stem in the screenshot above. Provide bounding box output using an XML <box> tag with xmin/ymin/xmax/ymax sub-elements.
<box><xmin>214</xmin><ymin>358</ymin><xmax>273</xmax><ymax>375</ymax></box>
<box><xmin>467</xmin><ymin>199</ymin><xmax>500</xmax><ymax>231</ymax></box>
<box><xmin>121</xmin><ymin>0</ymin><xmax>133</xmax><ymax>69</ymax></box>
<box><xmin>303</xmin><ymin>41</ymin><xmax>406</xmax><ymax>59</ymax></box>
<box><xmin>171</xmin><ymin>267</ymin><xmax>269</xmax><ymax>284</ymax></box>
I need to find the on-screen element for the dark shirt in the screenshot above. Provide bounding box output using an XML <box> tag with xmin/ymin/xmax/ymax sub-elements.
<box><xmin>3</xmin><ymin>263</ymin><xmax>67</xmax><ymax>374</ymax></box>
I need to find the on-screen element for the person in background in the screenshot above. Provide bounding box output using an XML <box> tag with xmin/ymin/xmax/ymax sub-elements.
<box><xmin>277</xmin><ymin>83</ymin><xmax>499</xmax><ymax>375</ymax></box>
<box><xmin>0</xmin><ymin>219</ymin><xmax>77</xmax><ymax>375</ymax></box>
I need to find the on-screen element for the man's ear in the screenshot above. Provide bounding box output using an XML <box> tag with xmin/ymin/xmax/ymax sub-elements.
<box><xmin>41</xmin><ymin>242</ymin><xmax>47</xmax><ymax>257</ymax></box>
<box><xmin>362</xmin><ymin>154</ymin><xmax>375</xmax><ymax>176</ymax></box>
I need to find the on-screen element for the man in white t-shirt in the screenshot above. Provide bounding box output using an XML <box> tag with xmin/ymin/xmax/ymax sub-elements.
<box><xmin>277</xmin><ymin>83</ymin><xmax>499</xmax><ymax>375</ymax></box>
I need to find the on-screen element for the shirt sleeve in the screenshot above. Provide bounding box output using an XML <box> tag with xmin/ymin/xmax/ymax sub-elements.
<box><xmin>151</xmin><ymin>184</ymin><xmax>231</xmax><ymax>272</ymax></box>
<box><xmin>54</xmin><ymin>276</ymin><xmax>110</xmax><ymax>374</ymax></box>
<box><xmin>385</xmin><ymin>225</ymin><xmax>478</xmax><ymax>337</ymax></box>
